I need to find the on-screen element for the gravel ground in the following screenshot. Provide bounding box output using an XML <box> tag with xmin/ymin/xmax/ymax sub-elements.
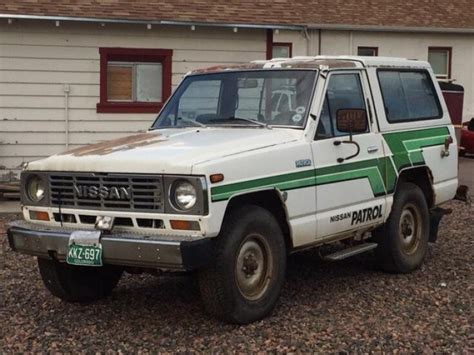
<box><xmin>1</xmin><ymin>200</ymin><xmax>472</xmax><ymax>352</ymax></box>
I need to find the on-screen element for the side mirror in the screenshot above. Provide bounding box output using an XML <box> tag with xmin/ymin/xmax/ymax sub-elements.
<box><xmin>336</xmin><ymin>109</ymin><xmax>368</xmax><ymax>135</ymax></box>
<box><xmin>333</xmin><ymin>109</ymin><xmax>367</xmax><ymax>164</ymax></box>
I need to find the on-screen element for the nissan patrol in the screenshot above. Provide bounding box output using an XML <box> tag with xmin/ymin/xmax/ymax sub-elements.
<box><xmin>7</xmin><ymin>56</ymin><xmax>459</xmax><ymax>324</ymax></box>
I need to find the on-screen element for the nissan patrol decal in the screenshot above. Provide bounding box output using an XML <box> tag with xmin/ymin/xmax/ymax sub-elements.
<box><xmin>329</xmin><ymin>204</ymin><xmax>383</xmax><ymax>225</ymax></box>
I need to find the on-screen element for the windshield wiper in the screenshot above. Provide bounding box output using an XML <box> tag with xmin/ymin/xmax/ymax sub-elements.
<box><xmin>148</xmin><ymin>117</ymin><xmax>206</xmax><ymax>130</ymax></box>
<box><xmin>177</xmin><ymin>117</ymin><xmax>207</xmax><ymax>128</ymax></box>
<box><xmin>209</xmin><ymin>116</ymin><xmax>271</xmax><ymax>129</ymax></box>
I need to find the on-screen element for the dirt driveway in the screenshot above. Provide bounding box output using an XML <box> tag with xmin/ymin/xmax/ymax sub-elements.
<box><xmin>1</xmin><ymin>199</ymin><xmax>472</xmax><ymax>352</ymax></box>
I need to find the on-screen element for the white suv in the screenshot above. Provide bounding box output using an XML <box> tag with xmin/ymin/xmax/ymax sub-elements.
<box><xmin>8</xmin><ymin>56</ymin><xmax>458</xmax><ymax>324</ymax></box>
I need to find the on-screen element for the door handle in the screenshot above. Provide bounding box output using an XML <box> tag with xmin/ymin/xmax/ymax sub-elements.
<box><xmin>367</xmin><ymin>145</ymin><xmax>379</xmax><ymax>153</ymax></box>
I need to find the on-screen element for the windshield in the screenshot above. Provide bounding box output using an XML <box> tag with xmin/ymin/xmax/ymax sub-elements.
<box><xmin>152</xmin><ymin>70</ymin><xmax>316</xmax><ymax>129</ymax></box>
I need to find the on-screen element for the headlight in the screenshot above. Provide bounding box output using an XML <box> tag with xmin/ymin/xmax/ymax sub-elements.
<box><xmin>26</xmin><ymin>175</ymin><xmax>46</xmax><ymax>202</ymax></box>
<box><xmin>171</xmin><ymin>180</ymin><xmax>197</xmax><ymax>210</ymax></box>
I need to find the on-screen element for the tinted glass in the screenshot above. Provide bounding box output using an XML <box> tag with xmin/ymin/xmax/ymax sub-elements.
<box><xmin>378</xmin><ymin>70</ymin><xmax>442</xmax><ymax>122</ymax></box>
<box><xmin>357</xmin><ymin>47</ymin><xmax>377</xmax><ymax>56</ymax></box>
<box><xmin>316</xmin><ymin>73</ymin><xmax>368</xmax><ymax>139</ymax></box>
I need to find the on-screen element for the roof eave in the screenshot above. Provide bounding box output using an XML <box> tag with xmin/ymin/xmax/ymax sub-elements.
<box><xmin>307</xmin><ymin>23</ymin><xmax>474</xmax><ymax>34</ymax></box>
<box><xmin>0</xmin><ymin>13</ymin><xmax>304</xmax><ymax>30</ymax></box>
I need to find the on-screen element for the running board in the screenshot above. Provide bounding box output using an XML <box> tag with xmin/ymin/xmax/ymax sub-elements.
<box><xmin>323</xmin><ymin>243</ymin><xmax>378</xmax><ymax>261</ymax></box>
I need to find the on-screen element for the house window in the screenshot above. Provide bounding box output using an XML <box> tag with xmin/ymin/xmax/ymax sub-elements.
<box><xmin>97</xmin><ymin>48</ymin><xmax>173</xmax><ymax>113</ymax></box>
<box><xmin>357</xmin><ymin>47</ymin><xmax>378</xmax><ymax>56</ymax></box>
<box><xmin>272</xmin><ymin>43</ymin><xmax>292</xmax><ymax>58</ymax></box>
<box><xmin>428</xmin><ymin>47</ymin><xmax>452</xmax><ymax>79</ymax></box>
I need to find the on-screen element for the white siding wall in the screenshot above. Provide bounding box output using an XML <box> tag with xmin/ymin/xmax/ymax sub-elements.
<box><xmin>0</xmin><ymin>21</ymin><xmax>266</xmax><ymax>180</ymax></box>
<box><xmin>277</xmin><ymin>29</ymin><xmax>474</xmax><ymax>123</ymax></box>
<box><xmin>1</xmin><ymin>21</ymin><xmax>473</xmax><ymax>181</ymax></box>
<box><xmin>316</xmin><ymin>30</ymin><xmax>474</xmax><ymax>122</ymax></box>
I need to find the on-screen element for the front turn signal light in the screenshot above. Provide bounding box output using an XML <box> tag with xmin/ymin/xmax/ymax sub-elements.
<box><xmin>29</xmin><ymin>210</ymin><xmax>50</xmax><ymax>221</ymax></box>
<box><xmin>170</xmin><ymin>220</ymin><xmax>200</xmax><ymax>231</ymax></box>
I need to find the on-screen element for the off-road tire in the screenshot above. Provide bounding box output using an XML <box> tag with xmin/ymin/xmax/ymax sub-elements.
<box><xmin>38</xmin><ymin>258</ymin><xmax>123</xmax><ymax>302</ymax></box>
<box><xmin>375</xmin><ymin>182</ymin><xmax>430</xmax><ymax>273</ymax></box>
<box><xmin>198</xmin><ymin>205</ymin><xmax>287</xmax><ymax>324</ymax></box>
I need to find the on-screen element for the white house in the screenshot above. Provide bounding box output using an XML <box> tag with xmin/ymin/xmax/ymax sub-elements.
<box><xmin>1</xmin><ymin>0</ymin><xmax>473</xmax><ymax>181</ymax></box>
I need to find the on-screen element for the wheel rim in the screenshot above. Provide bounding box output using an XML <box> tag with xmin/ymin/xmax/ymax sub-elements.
<box><xmin>399</xmin><ymin>203</ymin><xmax>422</xmax><ymax>255</ymax></box>
<box><xmin>235</xmin><ymin>233</ymin><xmax>273</xmax><ymax>301</ymax></box>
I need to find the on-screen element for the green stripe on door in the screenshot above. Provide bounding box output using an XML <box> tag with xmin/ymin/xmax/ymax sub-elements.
<box><xmin>210</xmin><ymin>127</ymin><xmax>450</xmax><ymax>202</ymax></box>
<box><xmin>211</xmin><ymin>157</ymin><xmax>393</xmax><ymax>202</ymax></box>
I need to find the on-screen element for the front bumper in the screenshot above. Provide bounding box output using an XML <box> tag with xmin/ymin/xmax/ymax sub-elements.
<box><xmin>7</xmin><ymin>220</ymin><xmax>215</xmax><ymax>270</ymax></box>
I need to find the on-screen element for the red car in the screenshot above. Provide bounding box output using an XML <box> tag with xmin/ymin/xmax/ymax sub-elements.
<box><xmin>460</xmin><ymin>118</ymin><xmax>474</xmax><ymax>156</ymax></box>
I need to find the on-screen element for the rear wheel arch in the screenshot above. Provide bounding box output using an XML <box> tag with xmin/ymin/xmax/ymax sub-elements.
<box><xmin>395</xmin><ymin>166</ymin><xmax>435</xmax><ymax>208</ymax></box>
<box><xmin>222</xmin><ymin>189</ymin><xmax>293</xmax><ymax>250</ymax></box>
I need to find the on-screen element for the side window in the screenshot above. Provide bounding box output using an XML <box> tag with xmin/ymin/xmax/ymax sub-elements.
<box><xmin>316</xmin><ymin>73</ymin><xmax>368</xmax><ymax>139</ymax></box>
<box><xmin>378</xmin><ymin>70</ymin><xmax>442</xmax><ymax>122</ymax></box>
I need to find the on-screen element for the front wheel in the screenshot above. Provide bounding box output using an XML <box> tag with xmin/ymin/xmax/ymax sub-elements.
<box><xmin>198</xmin><ymin>205</ymin><xmax>287</xmax><ymax>324</ymax></box>
<box><xmin>38</xmin><ymin>258</ymin><xmax>123</xmax><ymax>302</ymax></box>
<box><xmin>375</xmin><ymin>183</ymin><xmax>430</xmax><ymax>273</ymax></box>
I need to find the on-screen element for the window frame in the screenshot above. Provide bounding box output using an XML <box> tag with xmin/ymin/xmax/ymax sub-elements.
<box><xmin>315</xmin><ymin>70</ymin><xmax>370</xmax><ymax>140</ymax></box>
<box><xmin>97</xmin><ymin>47</ymin><xmax>173</xmax><ymax>113</ymax></box>
<box><xmin>357</xmin><ymin>47</ymin><xmax>378</xmax><ymax>56</ymax></box>
<box><xmin>428</xmin><ymin>47</ymin><xmax>452</xmax><ymax>80</ymax></box>
<box><xmin>376</xmin><ymin>68</ymin><xmax>443</xmax><ymax>124</ymax></box>
<box><xmin>271</xmin><ymin>42</ymin><xmax>293</xmax><ymax>59</ymax></box>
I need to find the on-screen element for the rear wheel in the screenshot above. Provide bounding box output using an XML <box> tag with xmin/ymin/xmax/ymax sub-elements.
<box><xmin>38</xmin><ymin>258</ymin><xmax>123</xmax><ymax>302</ymax></box>
<box><xmin>375</xmin><ymin>183</ymin><xmax>430</xmax><ymax>273</ymax></box>
<box><xmin>198</xmin><ymin>205</ymin><xmax>286</xmax><ymax>324</ymax></box>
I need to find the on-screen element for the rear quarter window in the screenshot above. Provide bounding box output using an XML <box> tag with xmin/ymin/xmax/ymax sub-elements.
<box><xmin>377</xmin><ymin>70</ymin><xmax>442</xmax><ymax>123</ymax></box>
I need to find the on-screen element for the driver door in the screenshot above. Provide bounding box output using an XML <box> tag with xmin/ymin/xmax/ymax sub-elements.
<box><xmin>310</xmin><ymin>71</ymin><xmax>389</xmax><ymax>240</ymax></box>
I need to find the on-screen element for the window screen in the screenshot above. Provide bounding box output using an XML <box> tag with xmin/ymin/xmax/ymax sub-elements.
<box><xmin>378</xmin><ymin>70</ymin><xmax>442</xmax><ymax>123</ymax></box>
<box><xmin>272</xmin><ymin>44</ymin><xmax>291</xmax><ymax>58</ymax></box>
<box><xmin>428</xmin><ymin>48</ymin><xmax>451</xmax><ymax>79</ymax></box>
<box><xmin>107</xmin><ymin>62</ymin><xmax>162</xmax><ymax>103</ymax></box>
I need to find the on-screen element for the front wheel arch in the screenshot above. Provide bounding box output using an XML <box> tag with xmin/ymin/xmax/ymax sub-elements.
<box><xmin>222</xmin><ymin>189</ymin><xmax>293</xmax><ymax>251</ymax></box>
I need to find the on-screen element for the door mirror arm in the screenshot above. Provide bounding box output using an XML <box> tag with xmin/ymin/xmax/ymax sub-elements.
<box><xmin>334</xmin><ymin>132</ymin><xmax>361</xmax><ymax>163</ymax></box>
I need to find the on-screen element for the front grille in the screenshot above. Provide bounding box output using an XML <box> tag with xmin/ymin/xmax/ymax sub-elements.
<box><xmin>49</xmin><ymin>173</ymin><xmax>164</xmax><ymax>212</ymax></box>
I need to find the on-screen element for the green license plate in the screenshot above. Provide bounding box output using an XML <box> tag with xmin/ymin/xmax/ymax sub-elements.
<box><xmin>66</xmin><ymin>244</ymin><xmax>103</xmax><ymax>266</ymax></box>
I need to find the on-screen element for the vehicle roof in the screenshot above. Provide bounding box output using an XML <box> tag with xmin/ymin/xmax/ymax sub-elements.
<box><xmin>190</xmin><ymin>56</ymin><xmax>431</xmax><ymax>74</ymax></box>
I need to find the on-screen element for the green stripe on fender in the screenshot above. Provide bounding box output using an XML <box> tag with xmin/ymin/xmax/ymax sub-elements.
<box><xmin>211</xmin><ymin>157</ymin><xmax>394</xmax><ymax>202</ymax></box>
<box><xmin>383</xmin><ymin>127</ymin><xmax>450</xmax><ymax>171</ymax></box>
<box><xmin>211</xmin><ymin>126</ymin><xmax>449</xmax><ymax>202</ymax></box>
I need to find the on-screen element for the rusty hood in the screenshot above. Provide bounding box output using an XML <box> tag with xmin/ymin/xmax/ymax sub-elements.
<box><xmin>26</xmin><ymin>128</ymin><xmax>301</xmax><ymax>175</ymax></box>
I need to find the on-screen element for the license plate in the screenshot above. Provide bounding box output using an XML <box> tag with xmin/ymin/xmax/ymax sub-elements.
<box><xmin>66</xmin><ymin>244</ymin><xmax>103</xmax><ymax>267</ymax></box>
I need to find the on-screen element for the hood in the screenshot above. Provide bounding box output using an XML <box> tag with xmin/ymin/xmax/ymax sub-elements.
<box><xmin>27</xmin><ymin>128</ymin><xmax>302</xmax><ymax>174</ymax></box>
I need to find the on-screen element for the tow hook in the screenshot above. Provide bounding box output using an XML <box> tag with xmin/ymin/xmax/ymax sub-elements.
<box><xmin>429</xmin><ymin>207</ymin><xmax>452</xmax><ymax>243</ymax></box>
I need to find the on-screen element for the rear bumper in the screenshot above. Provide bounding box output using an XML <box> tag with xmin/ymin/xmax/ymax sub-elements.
<box><xmin>7</xmin><ymin>220</ymin><xmax>215</xmax><ymax>270</ymax></box>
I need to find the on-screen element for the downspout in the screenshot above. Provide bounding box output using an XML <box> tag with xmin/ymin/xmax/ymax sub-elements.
<box><xmin>318</xmin><ymin>29</ymin><xmax>322</xmax><ymax>55</ymax></box>
<box><xmin>349</xmin><ymin>31</ymin><xmax>353</xmax><ymax>55</ymax></box>
<box><xmin>303</xmin><ymin>27</ymin><xmax>310</xmax><ymax>56</ymax></box>
<box><xmin>63</xmin><ymin>84</ymin><xmax>70</xmax><ymax>149</ymax></box>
